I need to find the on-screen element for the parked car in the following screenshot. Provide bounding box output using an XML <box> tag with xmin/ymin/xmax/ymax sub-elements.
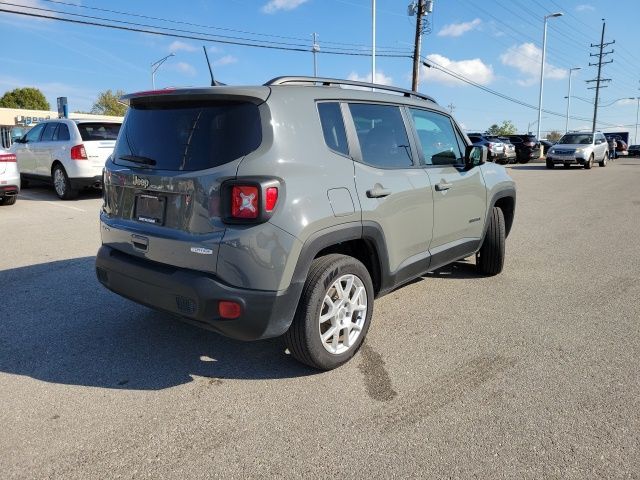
<box><xmin>0</xmin><ymin>148</ymin><xmax>20</xmax><ymax>205</ymax></box>
<box><xmin>545</xmin><ymin>132</ymin><xmax>609</xmax><ymax>169</ymax></box>
<box><xmin>627</xmin><ymin>144</ymin><xmax>640</xmax><ymax>156</ymax></box>
<box><xmin>467</xmin><ymin>133</ymin><xmax>507</xmax><ymax>163</ymax></box>
<box><xmin>95</xmin><ymin>76</ymin><xmax>516</xmax><ymax>370</ymax></box>
<box><xmin>506</xmin><ymin>134</ymin><xmax>541</xmax><ymax>163</ymax></box>
<box><xmin>11</xmin><ymin>119</ymin><xmax>121</xmax><ymax>199</ymax></box>
<box><xmin>495</xmin><ymin>136</ymin><xmax>517</xmax><ymax>163</ymax></box>
<box><xmin>539</xmin><ymin>139</ymin><xmax>554</xmax><ymax>155</ymax></box>
<box><xmin>605</xmin><ymin>134</ymin><xmax>628</xmax><ymax>157</ymax></box>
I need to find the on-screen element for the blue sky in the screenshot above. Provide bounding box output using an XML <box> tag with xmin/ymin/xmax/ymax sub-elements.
<box><xmin>1</xmin><ymin>0</ymin><xmax>639</xmax><ymax>138</ymax></box>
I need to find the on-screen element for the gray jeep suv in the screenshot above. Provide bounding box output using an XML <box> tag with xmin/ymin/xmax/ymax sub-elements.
<box><xmin>96</xmin><ymin>77</ymin><xmax>516</xmax><ymax>370</ymax></box>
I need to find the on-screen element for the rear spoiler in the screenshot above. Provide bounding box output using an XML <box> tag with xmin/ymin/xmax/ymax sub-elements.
<box><xmin>120</xmin><ymin>86</ymin><xmax>271</xmax><ymax>106</ymax></box>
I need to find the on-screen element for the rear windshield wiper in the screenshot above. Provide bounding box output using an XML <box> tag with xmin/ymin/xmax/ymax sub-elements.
<box><xmin>119</xmin><ymin>154</ymin><xmax>157</xmax><ymax>166</ymax></box>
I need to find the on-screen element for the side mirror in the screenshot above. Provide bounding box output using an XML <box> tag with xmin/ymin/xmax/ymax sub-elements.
<box><xmin>464</xmin><ymin>145</ymin><xmax>486</xmax><ymax>169</ymax></box>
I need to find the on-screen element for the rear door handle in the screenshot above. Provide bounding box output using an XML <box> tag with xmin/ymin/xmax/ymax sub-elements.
<box><xmin>435</xmin><ymin>182</ymin><xmax>453</xmax><ymax>191</ymax></box>
<box><xmin>366</xmin><ymin>186</ymin><xmax>392</xmax><ymax>198</ymax></box>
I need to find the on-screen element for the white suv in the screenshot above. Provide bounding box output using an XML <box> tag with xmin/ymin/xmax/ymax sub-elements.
<box><xmin>546</xmin><ymin>132</ymin><xmax>609</xmax><ymax>169</ymax></box>
<box><xmin>11</xmin><ymin>119</ymin><xmax>121</xmax><ymax>199</ymax></box>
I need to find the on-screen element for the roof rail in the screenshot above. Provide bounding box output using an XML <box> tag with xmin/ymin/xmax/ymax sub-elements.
<box><xmin>265</xmin><ymin>76</ymin><xmax>437</xmax><ymax>104</ymax></box>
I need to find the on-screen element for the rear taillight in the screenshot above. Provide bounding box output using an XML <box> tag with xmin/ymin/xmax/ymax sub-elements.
<box><xmin>0</xmin><ymin>153</ymin><xmax>16</xmax><ymax>162</ymax></box>
<box><xmin>524</xmin><ymin>141</ymin><xmax>536</xmax><ymax>147</ymax></box>
<box><xmin>231</xmin><ymin>185</ymin><xmax>259</xmax><ymax>219</ymax></box>
<box><xmin>70</xmin><ymin>144</ymin><xmax>87</xmax><ymax>160</ymax></box>
<box><xmin>487</xmin><ymin>142</ymin><xmax>494</xmax><ymax>150</ymax></box>
<box><xmin>223</xmin><ymin>180</ymin><xmax>280</xmax><ymax>224</ymax></box>
<box><xmin>265</xmin><ymin>187</ymin><xmax>278</xmax><ymax>212</ymax></box>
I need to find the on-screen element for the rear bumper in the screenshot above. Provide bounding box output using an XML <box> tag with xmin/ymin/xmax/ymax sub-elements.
<box><xmin>95</xmin><ymin>245</ymin><xmax>301</xmax><ymax>341</ymax></box>
<box><xmin>70</xmin><ymin>175</ymin><xmax>102</xmax><ymax>190</ymax></box>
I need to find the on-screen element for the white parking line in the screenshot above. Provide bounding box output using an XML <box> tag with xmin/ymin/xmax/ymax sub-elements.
<box><xmin>19</xmin><ymin>193</ymin><xmax>87</xmax><ymax>212</ymax></box>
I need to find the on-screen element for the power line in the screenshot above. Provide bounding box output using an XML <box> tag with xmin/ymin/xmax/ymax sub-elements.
<box><xmin>36</xmin><ymin>0</ymin><xmax>409</xmax><ymax>52</ymax></box>
<box><xmin>0</xmin><ymin>7</ymin><xmax>411</xmax><ymax>57</ymax></box>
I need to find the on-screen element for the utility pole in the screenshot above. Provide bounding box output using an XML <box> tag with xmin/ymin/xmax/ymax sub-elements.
<box><xmin>372</xmin><ymin>0</ymin><xmax>376</xmax><ymax>85</ymax></box>
<box><xmin>409</xmin><ymin>0</ymin><xmax>433</xmax><ymax>91</ymax></box>
<box><xmin>312</xmin><ymin>33</ymin><xmax>320</xmax><ymax>77</ymax></box>
<box><xmin>586</xmin><ymin>19</ymin><xmax>614</xmax><ymax>134</ymax></box>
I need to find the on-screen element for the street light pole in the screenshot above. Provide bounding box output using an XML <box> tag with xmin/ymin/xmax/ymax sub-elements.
<box><xmin>371</xmin><ymin>0</ymin><xmax>376</xmax><ymax>85</ymax></box>
<box><xmin>565</xmin><ymin>67</ymin><xmax>581</xmax><ymax>133</ymax></box>
<box><xmin>635</xmin><ymin>96</ymin><xmax>640</xmax><ymax>145</ymax></box>
<box><xmin>537</xmin><ymin>12</ymin><xmax>563</xmax><ymax>142</ymax></box>
<box><xmin>151</xmin><ymin>53</ymin><xmax>175</xmax><ymax>89</ymax></box>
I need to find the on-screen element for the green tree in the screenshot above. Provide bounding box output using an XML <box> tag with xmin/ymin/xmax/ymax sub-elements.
<box><xmin>91</xmin><ymin>89</ymin><xmax>127</xmax><ymax>116</ymax></box>
<box><xmin>547</xmin><ymin>130</ymin><xmax>562</xmax><ymax>142</ymax></box>
<box><xmin>0</xmin><ymin>87</ymin><xmax>50</xmax><ymax>110</ymax></box>
<box><xmin>486</xmin><ymin>120</ymin><xmax>517</xmax><ymax>136</ymax></box>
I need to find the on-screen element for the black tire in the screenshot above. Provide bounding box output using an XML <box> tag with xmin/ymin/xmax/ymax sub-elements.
<box><xmin>0</xmin><ymin>195</ymin><xmax>17</xmax><ymax>206</ymax></box>
<box><xmin>584</xmin><ymin>154</ymin><xmax>593</xmax><ymax>170</ymax></box>
<box><xmin>518</xmin><ymin>158</ymin><xmax>530</xmax><ymax>164</ymax></box>
<box><xmin>477</xmin><ymin>207</ymin><xmax>505</xmax><ymax>276</ymax></box>
<box><xmin>599</xmin><ymin>152</ymin><xmax>608</xmax><ymax>167</ymax></box>
<box><xmin>52</xmin><ymin>164</ymin><xmax>78</xmax><ymax>200</ymax></box>
<box><xmin>546</xmin><ymin>160</ymin><xmax>554</xmax><ymax>169</ymax></box>
<box><xmin>284</xmin><ymin>254</ymin><xmax>374</xmax><ymax>370</ymax></box>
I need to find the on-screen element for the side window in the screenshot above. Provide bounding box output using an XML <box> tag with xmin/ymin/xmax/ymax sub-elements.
<box><xmin>24</xmin><ymin>123</ymin><xmax>45</xmax><ymax>143</ymax></box>
<box><xmin>317</xmin><ymin>102</ymin><xmax>349</xmax><ymax>156</ymax></box>
<box><xmin>348</xmin><ymin>103</ymin><xmax>413</xmax><ymax>168</ymax></box>
<box><xmin>408</xmin><ymin>108</ymin><xmax>464</xmax><ymax>166</ymax></box>
<box><xmin>40</xmin><ymin>123</ymin><xmax>58</xmax><ymax>142</ymax></box>
<box><xmin>54</xmin><ymin>124</ymin><xmax>70</xmax><ymax>141</ymax></box>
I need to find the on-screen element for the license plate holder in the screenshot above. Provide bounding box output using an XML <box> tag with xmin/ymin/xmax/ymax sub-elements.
<box><xmin>135</xmin><ymin>194</ymin><xmax>166</xmax><ymax>225</ymax></box>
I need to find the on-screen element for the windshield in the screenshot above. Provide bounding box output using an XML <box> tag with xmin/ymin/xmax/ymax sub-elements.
<box><xmin>113</xmin><ymin>100</ymin><xmax>262</xmax><ymax>171</ymax></box>
<box><xmin>559</xmin><ymin>134</ymin><xmax>592</xmax><ymax>145</ymax></box>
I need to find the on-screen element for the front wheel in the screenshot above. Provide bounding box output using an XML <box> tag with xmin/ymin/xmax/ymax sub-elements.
<box><xmin>546</xmin><ymin>160</ymin><xmax>554</xmax><ymax>169</ymax></box>
<box><xmin>599</xmin><ymin>152</ymin><xmax>608</xmax><ymax>167</ymax></box>
<box><xmin>52</xmin><ymin>164</ymin><xmax>78</xmax><ymax>200</ymax></box>
<box><xmin>284</xmin><ymin>254</ymin><xmax>374</xmax><ymax>370</ymax></box>
<box><xmin>584</xmin><ymin>154</ymin><xmax>593</xmax><ymax>170</ymax></box>
<box><xmin>477</xmin><ymin>207</ymin><xmax>505</xmax><ymax>276</ymax></box>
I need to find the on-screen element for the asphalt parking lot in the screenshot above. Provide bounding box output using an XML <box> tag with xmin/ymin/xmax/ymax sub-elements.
<box><xmin>1</xmin><ymin>159</ymin><xmax>639</xmax><ymax>479</ymax></box>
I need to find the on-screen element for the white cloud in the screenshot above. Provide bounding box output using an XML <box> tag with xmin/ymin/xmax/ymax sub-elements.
<box><xmin>213</xmin><ymin>55</ymin><xmax>238</xmax><ymax>67</ymax></box>
<box><xmin>168</xmin><ymin>41</ymin><xmax>196</xmax><ymax>53</ymax></box>
<box><xmin>347</xmin><ymin>70</ymin><xmax>393</xmax><ymax>86</ymax></box>
<box><xmin>500</xmin><ymin>43</ymin><xmax>566</xmax><ymax>86</ymax></box>
<box><xmin>615</xmin><ymin>98</ymin><xmax>637</xmax><ymax>106</ymax></box>
<box><xmin>421</xmin><ymin>54</ymin><xmax>494</xmax><ymax>86</ymax></box>
<box><xmin>169</xmin><ymin>62</ymin><xmax>197</xmax><ymax>76</ymax></box>
<box><xmin>437</xmin><ymin>18</ymin><xmax>481</xmax><ymax>37</ymax></box>
<box><xmin>576</xmin><ymin>4</ymin><xmax>595</xmax><ymax>12</ymax></box>
<box><xmin>262</xmin><ymin>0</ymin><xmax>309</xmax><ymax>14</ymax></box>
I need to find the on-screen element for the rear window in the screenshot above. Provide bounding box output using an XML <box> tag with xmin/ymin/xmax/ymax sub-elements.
<box><xmin>114</xmin><ymin>101</ymin><xmax>261</xmax><ymax>171</ymax></box>
<box><xmin>78</xmin><ymin>123</ymin><xmax>121</xmax><ymax>141</ymax></box>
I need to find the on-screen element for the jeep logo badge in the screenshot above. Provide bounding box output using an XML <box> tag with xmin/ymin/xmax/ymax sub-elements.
<box><xmin>132</xmin><ymin>175</ymin><xmax>150</xmax><ymax>189</ymax></box>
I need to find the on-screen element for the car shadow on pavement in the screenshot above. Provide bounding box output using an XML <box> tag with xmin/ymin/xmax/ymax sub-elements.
<box><xmin>18</xmin><ymin>186</ymin><xmax>103</xmax><ymax>201</ymax></box>
<box><xmin>0</xmin><ymin>257</ymin><xmax>316</xmax><ymax>391</ymax></box>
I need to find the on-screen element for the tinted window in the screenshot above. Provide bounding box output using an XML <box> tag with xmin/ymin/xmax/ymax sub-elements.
<box><xmin>559</xmin><ymin>133</ymin><xmax>592</xmax><ymax>144</ymax></box>
<box><xmin>409</xmin><ymin>108</ymin><xmax>463</xmax><ymax>166</ymax></box>
<box><xmin>78</xmin><ymin>123</ymin><xmax>121</xmax><ymax>141</ymax></box>
<box><xmin>509</xmin><ymin>136</ymin><xmax>522</xmax><ymax>143</ymax></box>
<box><xmin>55</xmin><ymin>124</ymin><xmax>70</xmax><ymax>141</ymax></box>
<box><xmin>348</xmin><ymin>103</ymin><xmax>413</xmax><ymax>168</ymax></box>
<box><xmin>24</xmin><ymin>123</ymin><xmax>45</xmax><ymax>143</ymax></box>
<box><xmin>317</xmin><ymin>102</ymin><xmax>349</xmax><ymax>156</ymax></box>
<box><xmin>468</xmin><ymin>136</ymin><xmax>482</xmax><ymax>143</ymax></box>
<box><xmin>114</xmin><ymin>101</ymin><xmax>261</xmax><ymax>171</ymax></box>
<box><xmin>40</xmin><ymin>123</ymin><xmax>58</xmax><ymax>142</ymax></box>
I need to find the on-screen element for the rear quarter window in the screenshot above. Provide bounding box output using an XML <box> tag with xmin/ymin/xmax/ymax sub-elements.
<box><xmin>317</xmin><ymin>102</ymin><xmax>349</xmax><ymax>156</ymax></box>
<box><xmin>78</xmin><ymin>123</ymin><xmax>121</xmax><ymax>141</ymax></box>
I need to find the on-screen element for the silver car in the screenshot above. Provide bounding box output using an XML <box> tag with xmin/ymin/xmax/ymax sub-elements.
<box><xmin>0</xmin><ymin>148</ymin><xmax>20</xmax><ymax>206</ymax></box>
<box><xmin>546</xmin><ymin>132</ymin><xmax>609</xmax><ymax>169</ymax></box>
